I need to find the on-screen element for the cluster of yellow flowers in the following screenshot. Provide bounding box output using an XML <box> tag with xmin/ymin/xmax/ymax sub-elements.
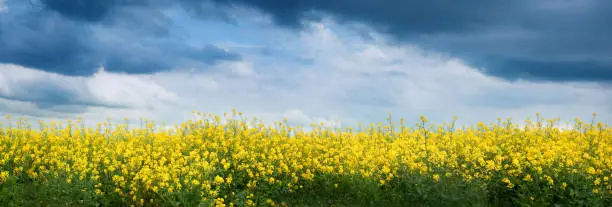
<box><xmin>0</xmin><ymin>111</ymin><xmax>610</xmax><ymax>206</ymax></box>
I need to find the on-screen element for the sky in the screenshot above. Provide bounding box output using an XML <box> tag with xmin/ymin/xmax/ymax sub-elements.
<box><xmin>1</xmin><ymin>0</ymin><xmax>611</xmax><ymax>130</ymax></box>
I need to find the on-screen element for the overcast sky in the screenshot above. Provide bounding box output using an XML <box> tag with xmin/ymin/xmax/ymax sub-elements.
<box><xmin>1</xmin><ymin>0</ymin><xmax>611</xmax><ymax>129</ymax></box>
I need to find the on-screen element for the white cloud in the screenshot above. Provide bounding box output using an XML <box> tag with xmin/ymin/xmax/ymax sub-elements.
<box><xmin>86</xmin><ymin>67</ymin><xmax>181</xmax><ymax>109</ymax></box>
<box><xmin>283</xmin><ymin>109</ymin><xmax>340</xmax><ymax>129</ymax></box>
<box><xmin>0</xmin><ymin>64</ymin><xmax>182</xmax><ymax>126</ymax></box>
<box><xmin>1</xmin><ymin>17</ymin><xmax>611</xmax><ymax>130</ymax></box>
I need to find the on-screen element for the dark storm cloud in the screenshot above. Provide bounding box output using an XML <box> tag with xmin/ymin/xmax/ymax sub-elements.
<box><xmin>474</xmin><ymin>58</ymin><xmax>612</xmax><ymax>82</ymax></box>
<box><xmin>0</xmin><ymin>97</ymin><xmax>87</xmax><ymax>119</ymax></box>
<box><xmin>0</xmin><ymin>10</ymin><xmax>100</xmax><ymax>76</ymax></box>
<box><xmin>38</xmin><ymin>0</ymin><xmax>129</xmax><ymax>22</ymax></box>
<box><xmin>101</xmin><ymin>45</ymin><xmax>241</xmax><ymax>74</ymax></box>
<box><xmin>206</xmin><ymin>0</ymin><xmax>612</xmax><ymax>82</ymax></box>
<box><xmin>0</xmin><ymin>76</ymin><xmax>125</xmax><ymax>113</ymax></box>
<box><xmin>0</xmin><ymin>0</ymin><xmax>241</xmax><ymax>76</ymax></box>
<box><xmin>3</xmin><ymin>0</ymin><xmax>611</xmax><ymax>81</ymax></box>
<box><xmin>213</xmin><ymin>0</ymin><xmax>516</xmax><ymax>33</ymax></box>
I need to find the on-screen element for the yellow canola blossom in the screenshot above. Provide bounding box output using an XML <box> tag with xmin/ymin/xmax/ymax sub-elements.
<box><xmin>0</xmin><ymin>112</ymin><xmax>610</xmax><ymax>206</ymax></box>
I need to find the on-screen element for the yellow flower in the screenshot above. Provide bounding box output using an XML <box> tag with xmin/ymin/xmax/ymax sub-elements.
<box><xmin>544</xmin><ymin>175</ymin><xmax>554</xmax><ymax>186</ymax></box>
<box><xmin>587</xmin><ymin>167</ymin><xmax>596</xmax><ymax>175</ymax></box>
<box><xmin>502</xmin><ymin>178</ymin><xmax>514</xmax><ymax>189</ymax></box>
<box><xmin>561</xmin><ymin>182</ymin><xmax>567</xmax><ymax>190</ymax></box>
<box><xmin>0</xmin><ymin>171</ymin><xmax>9</xmax><ymax>184</ymax></box>
<box><xmin>523</xmin><ymin>174</ymin><xmax>533</xmax><ymax>182</ymax></box>
<box><xmin>214</xmin><ymin>176</ymin><xmax>225</xmax><ymax>185</ymax></box>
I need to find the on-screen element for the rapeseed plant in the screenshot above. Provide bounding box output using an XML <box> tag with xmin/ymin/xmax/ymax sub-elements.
<box><xmin>0</xmin><ymin>111</ymin><xmax>610</xmax><ymax>206</ymax></box>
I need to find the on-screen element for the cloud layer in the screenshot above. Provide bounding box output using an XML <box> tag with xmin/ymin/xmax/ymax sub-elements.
<box><xmin>208</xmin><ymin>0</ymin><xmax>612</xmax><ymax>82</ymax></box>
<box><xmin>2</xmin><ymin>18</ymin><xmax>610</xmax><ymax>128</ymax></box>
<box><xmin>3</xmin><ymin>0</ymin><xmax>612</xmax><ymax>81</ymax></box>
<box><xmin>0</xmin><ymin>0</ymin><xmax>610</xmax><ymax>129</ymax></box>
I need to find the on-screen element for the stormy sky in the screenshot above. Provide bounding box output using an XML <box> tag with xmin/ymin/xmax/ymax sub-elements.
<box><xmin>1</xmin><ymin>0</ymin><xmax>611</xmax><ymax>128</ymax></box>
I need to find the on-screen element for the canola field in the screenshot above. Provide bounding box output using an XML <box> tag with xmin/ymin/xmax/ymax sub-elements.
<box><xmin>0</xmin><ymin>111</ymin><xmax>610</xmax><ymax>207</ymax></box>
